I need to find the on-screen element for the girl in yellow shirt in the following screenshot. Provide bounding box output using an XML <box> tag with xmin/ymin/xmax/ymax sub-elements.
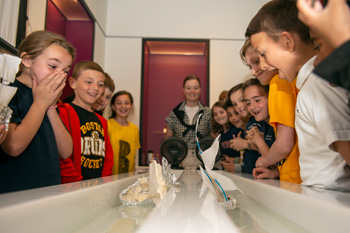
<box><xmin>108</xmin><ymin>91</ymin><xmax>140</xmax><ymax>174</ymax></box>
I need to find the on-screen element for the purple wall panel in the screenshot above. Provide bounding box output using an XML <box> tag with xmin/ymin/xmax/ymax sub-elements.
<box><xmin>141</xmin><ymin>44</ymin><xmax>150</xmax><ymax>165</ymax></box>
<box><xmin>46</xmin><ymin>0</ymin><xmax>94</xmax><ymax>101</ymax></box>
<box><xmin>45</xmin><ymin>0</ymin><xmax>66</xmax><ymax>36</ymax></box>
<box><xmin>65</xmin><ymin>21</ymin><xmax>93</xmax><ymax>62</ymax></box>
<box><xmin>141</xmin><ymin>54</ymin><xmax>207</xmax><ymax>164</ymax></box>
<box><xmin>60</xmin><ymin>21</ymin><xmax>94</xmax><ymax>100</ymax></box>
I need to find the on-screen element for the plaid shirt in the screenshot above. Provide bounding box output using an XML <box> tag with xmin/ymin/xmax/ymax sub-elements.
<box><xmin>165</xmin><ymin>101</ymin><xmax>212</xmax><ymax>149</ymax></box>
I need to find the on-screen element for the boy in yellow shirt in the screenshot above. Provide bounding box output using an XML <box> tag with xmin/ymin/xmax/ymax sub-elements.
<box><xmin>244</xmin><ymin>0</ymin><xmax>350</xmax><ymax>191</ymax></box>
<box><xmin>240</xmin><ymin>38</ymin><xmax>301</xmax><ymax>183</ymax></box>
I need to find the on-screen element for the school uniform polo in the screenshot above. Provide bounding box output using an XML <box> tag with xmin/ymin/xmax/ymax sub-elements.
<box><xmin>296</xmin><ymin>56</ymin><xmax>350</xmax><ymax>191</ymax></box>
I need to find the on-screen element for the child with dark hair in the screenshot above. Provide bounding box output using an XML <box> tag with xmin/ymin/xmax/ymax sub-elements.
<box><xmin>92</xmin><ymin>72</ymin><xmax>115</xmax><ymax>115</ymax></box>
<box><xmin>297</xmin><ymin>0</ymin><xmax>350</xmax><ymax>91</ymax></box>
<box><xmin>211</xmin><ymin>101</ymin><xmax>243</xmax><ymax>171</ymax></box>
<box><xmin>246</xmin><ymin>0</ymin><xmax>350</xmax><ymax>190</ymax></box>
<box><xmin>241</xmin><ymin>79</ymin><xmax>276</xmax><ymax>174</ymax></box>
<box><xmin>240</xmin><ymin>37</ymin><xmax>301</xmax><ymax>184</ymax></box>
<box><xmin>227</xmin><ymin>82</ymin><xmax>275</xmax><ymax>174</ymax></box>
<box><xmin>227</xmin><ymin>83</ymin><xmax>251</xmax><ymax>153</ymax></box>
<box><xmin>222</xmin><ymin>102</ymin><xmax>249</xmax><ymax>172</ymax></box>
<box><xmin>108</xmin><ymin>91</ymin><xmax>140</xmax><ymax>174</ymax></box>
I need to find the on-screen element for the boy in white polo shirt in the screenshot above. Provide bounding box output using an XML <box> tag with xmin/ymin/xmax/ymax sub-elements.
<box><xmin>246</xmin><ymin>0</ymin><xmax>350</xmax><ymax>191</ymax></box>
<box><xmin>295</xmin><ymin>30</ymin><xmax>350</xmax><ymax>191</ymax></box>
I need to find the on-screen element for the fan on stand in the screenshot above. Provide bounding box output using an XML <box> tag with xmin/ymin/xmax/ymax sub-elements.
<box><xmin>196</xmin><ymin>136</ymin><xmax>222</xmax><ymax>165</ymax></box>
<box><xmin>160</xmin><ymin>137</ymin><xmax>188</xmax><ymax>165</ymax></box>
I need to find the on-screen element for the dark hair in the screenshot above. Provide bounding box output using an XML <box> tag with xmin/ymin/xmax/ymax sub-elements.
<box><xmin>242</xmin><ymin>78</ymin><xmax>269</xmax><ymax>96</ymax></box>
<box><xmin>211</xmin><ymin>101</ymin><xmax>232</xmax><ymax>134</ymax></box>
<box><xmin>219</xmin><ymin>90</ymin><xmax>228</xmax><ymax>102</ymax></box>
<box><xmin>226</xmin><ymin>100</ymin><xmax>250</xmax><ymax>128</ymax></box>
<box><xmin>72</xmin><ymin>61</ymin><xmax>104</xmax><ymax>80</ymax></box>
<box><xmin>109</xmin><ymin>90</ymin><xmax>134</xmax><ymax>119</ymax></box>
<box><xmin>245</xmin><ymin>0</ymin><xmax>311</xmax><ymax>44</ymax></box>
<box><xmin>226</xmin><ymin>101</ymin><xmax>234</xmax><ymax>108</ymax></box>
<box><xmin>104</xmin><ymin>73</ymin><xmax>115</xmax><ymax>92</ymax></box>
<box><xmin>62</xmin><ymin>93</ymin><xmax>75</xmax><ymax>103</ymax></box>
<box><xmin>183</xmin><ymin>75</ymin><xmax>201</xmax><ymax>88</ymax></box>
<box><xmin>227</xmin><ymin>83</ymin><xmax>243</xmax><ymax>105</ymax></box>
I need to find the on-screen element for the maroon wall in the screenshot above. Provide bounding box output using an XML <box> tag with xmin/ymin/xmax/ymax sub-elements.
<box><xmin>141</xmin><ymin>52</ymin><xmax>208</xmax><ymax>165</ymax></box>
<box><xmin>46</xmin><ymin>0</ymin><xmax>66</xmax><ymax>36</ymax></box>
<box><xmin>62</xmin><ymin>20</ymin><xmax>94</xmax><ymax>100</ymax></box>
<box><xmin>45</xmin><ymin>0</ymin><xmax>94</xmax><ymax>101</ymax></box>
<box><xmin>141</xmin><ymin>43</ymin><xmax>150</xmax><ymax>165</ymax></box>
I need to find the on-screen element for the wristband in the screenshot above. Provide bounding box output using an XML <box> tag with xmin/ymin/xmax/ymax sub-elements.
<box><xmin>48</xmin><ymin>105</ymin><xmax>57</xmax><ymax>110</ymax></box>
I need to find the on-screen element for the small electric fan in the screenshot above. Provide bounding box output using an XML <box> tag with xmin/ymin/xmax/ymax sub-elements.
<box><xmin>160</xmin><ymin>137</ymin><xmax>188</xmax><ymax>165</ymax></box>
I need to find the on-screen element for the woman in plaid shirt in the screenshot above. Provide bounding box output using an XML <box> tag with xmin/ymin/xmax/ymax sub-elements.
<box><xmin>165</xmin><ymin>76</ymin><xmax>212</xmax><ymax>169</ymax></box>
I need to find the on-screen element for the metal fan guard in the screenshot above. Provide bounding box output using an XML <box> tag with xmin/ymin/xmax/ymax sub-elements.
<box><xmin>160</xmin><ymin>137</ymin><xmax>188</xmax><ymax>165</ymax></box>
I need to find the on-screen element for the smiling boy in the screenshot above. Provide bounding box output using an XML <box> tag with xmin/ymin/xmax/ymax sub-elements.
<box><xmin>241</xmin><ymin>38</ymin><xmax>301</xmax><ymax>184</ymax></box>
<box><xmin>243</xmin><ymin>78</ymin><xmax>276</xmax><ymax>166</ymax></box>
<box><xmin>245</xmin><ymin>0</ymin><xmax>350</xmax><ymax>190</ymax></box>
<box><xmin>58</xmin><ymin>61</ymin><xmax>113</xmax><ymax>183</ymax></box>
<box><xmin>92</xmin><ymin>72</ymin><xmax>115</xmax><ymax>116</ymax></box>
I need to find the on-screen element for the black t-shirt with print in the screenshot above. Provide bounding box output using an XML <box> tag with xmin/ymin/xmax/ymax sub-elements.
<box><xmin>70</xmin><ymin>103</ymin><xmax>105</xmax><ymax>180</ymax></box>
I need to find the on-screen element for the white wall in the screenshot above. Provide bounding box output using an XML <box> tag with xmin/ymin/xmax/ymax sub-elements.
<box><xmin>25</xmin><ymin>0</ymin><xmax>268</xmax><ymax>128</ymax></box>
<box><xmin>0</xmin><ymin>0</ymin><xmax>20</xmax><ymax>46</ymax></box>
<box><xmin>103</xmin><ymin>37</ymin><xmax>142</xmax><ymax>124</ymax></box>
<box><xmin>104</xmin><ymin>0</ymin><xmax>265</xmax><ymax>40</ymax></box>
<box><xmin>84</xmin><ymin>0</ymin><xmax>108</xmax><ymax>34</ymax></box>
<box><xmin>209</xmin><ymin>40</ymin><xmax>252</xmax><ymax>106</ymax></box>
<box><xmin>93</xmin><ymin>22</ymin><xmax>106</xmax><ymax>68</ymax></box>
<box><xmin>26</xmin><ymin>0</ymin><xmax>46</xmax><ymax>36</ymax></box>
<box><xmin>84</xmin><ymin>0</ymin><xmax>268</xmax><ymax>129</ymax></box>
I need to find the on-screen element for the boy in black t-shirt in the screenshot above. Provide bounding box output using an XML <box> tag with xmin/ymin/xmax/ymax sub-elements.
<box><xmin>58</xmin><ymin>61</ymin><xmax>113</xmax><ymax>183</ymax></box>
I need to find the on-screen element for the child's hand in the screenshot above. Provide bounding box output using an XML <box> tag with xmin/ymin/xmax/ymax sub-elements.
<box><xmin>297</xmin><ymin>0</ymin><xmax>350</xmax><ymax>48</ymax></box>
<box><xmin>247</xmin><ymin>126</ymin><xmax>264</xmax><ymax>145</ymax></box>
<box><xmin>230</xmin><ymin>131</ymin><xmax>246</xmax><ymax>151</ymax></box>
<box><xmin>255</xmin><ymin>156</ymin><xmax>267</xmax><ymax>168</ymax></box>
<box><xmin>0</xmin><ymin>124</ymin><xmax>8</xmax><ymax>144</ymax></box>
<box><xmin>221</xmin><ymin>155</ymin><xmax>235</xmax><ymax>172</ymax></box>
<box><xmin>252</xmin><ymin>167</ymin><xmax>279</xmax><ymax>179</ymax></box>
<box><xmin>32</xmin><ymin>71</ymin><xmax>67</xmax><ymax>109</ymax></box>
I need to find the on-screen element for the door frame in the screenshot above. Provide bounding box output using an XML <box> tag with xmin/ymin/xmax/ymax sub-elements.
<box><xmin>138</xmin><ymin>38</ymin><xmax>210</xmax><ymax>166</ymax></box>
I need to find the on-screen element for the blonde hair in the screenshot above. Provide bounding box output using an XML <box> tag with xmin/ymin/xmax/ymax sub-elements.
<box><xmin>240</xmin><ymin>38</ymin><xmax>251</xmax><ymax>66</ymax></box>
<box><xmin>18</xmin><ymin>30</ymin><xmax>76</xmax><ymax>75</ymax></box>
<box><xmin>72</xmin><ymin>61</ymin><xmax>104</xmax><ymax>80</ymax></box>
